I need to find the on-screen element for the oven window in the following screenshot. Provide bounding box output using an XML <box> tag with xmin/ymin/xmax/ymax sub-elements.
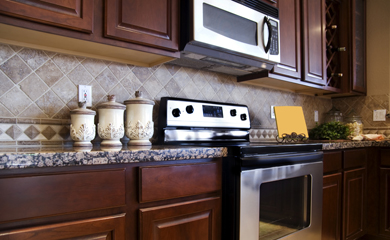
<box><xmin>259</xmin><ymin>175</ymin><xmax>312</xmax><ymax>240</ymax></box>
<box><xmin>203</xmin><ymin>3</ymin><xmax>257</xmax><ymax>46</ymax></box>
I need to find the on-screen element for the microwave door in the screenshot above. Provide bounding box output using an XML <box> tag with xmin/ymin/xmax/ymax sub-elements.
<box><xmin>192</xmin><ymin>0</ymin><xmax>268</xmax><ymax>60</ymax></box>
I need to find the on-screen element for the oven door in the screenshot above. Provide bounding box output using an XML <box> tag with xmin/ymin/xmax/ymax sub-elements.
<box><xmin>240</xmin><ymin>153</ymin><xmax>323</xmax><ymax>240</ymax></box>
<box><xmin>192</xmin><ymin>0</ymin><xmax>280</xmax><ymax>62</ymax></box>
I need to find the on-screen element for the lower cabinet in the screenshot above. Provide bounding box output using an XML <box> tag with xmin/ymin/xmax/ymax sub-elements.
<box><xmin>0</xmin><ymin>214</ymin><xmax>126</xmax><ymax>240</ymax></box>
<box><xmin>322</xmin><ymin>149</ymin><xmax>367</xmax><ymax>240</ymax></box>
<box><xmin>379</xmin><ymin>149</ymin><xmax>390</xmax><ymax>238</ymax></box>
<box><xmin>0</xmin><ymin>158</ymin><xmax>222</xmax><ymax>240</ymax></box>
<box><xmin>139</xmin><ymin>197</ymin><xmax>221</xmax><ymax>240</ymax></box>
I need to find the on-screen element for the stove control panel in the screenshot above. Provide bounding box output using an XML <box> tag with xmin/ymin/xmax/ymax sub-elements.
<box><xmin>165</xmin><ymin>99</ymin><xmax>250</xmax><ymax>129</ymax></box>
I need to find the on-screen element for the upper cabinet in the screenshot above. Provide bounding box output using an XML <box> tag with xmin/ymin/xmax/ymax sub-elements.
<box><xmin>0</xmin><ymin>0</ymin><xmax>94</xmax><ymax>33</ymax></box>
<box><xmin>0</xmin><ymin>0</ymin><xmax>179</xmax><ymax>66</ymax></box>
<box><xmin>105</xmin><ymin>0</ymin><xmax>179</xmax><ymax>52</ymax></box>
<box><xmin>260</xmin><ymin>0</ymin><xmax>278</xmax><ymax>8</ymax></box>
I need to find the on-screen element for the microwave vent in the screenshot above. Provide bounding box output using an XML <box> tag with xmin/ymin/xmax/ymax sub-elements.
<box><xmin>232</xmin><ymin>0</ymin><xmax>279</xmax><ymax>19</ymax></box>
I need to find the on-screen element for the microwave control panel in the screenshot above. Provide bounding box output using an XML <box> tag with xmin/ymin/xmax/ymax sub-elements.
<box><xmin>269</xmin><ymin>19</ymin><xmax>279</xmax><ymax>55</ymax></box>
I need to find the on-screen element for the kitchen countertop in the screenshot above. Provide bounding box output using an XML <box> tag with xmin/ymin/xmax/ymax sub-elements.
<box><xmin>1</xmin><ymin>140</ymin><xmax>390</xmax><ymax>170</ymax></box>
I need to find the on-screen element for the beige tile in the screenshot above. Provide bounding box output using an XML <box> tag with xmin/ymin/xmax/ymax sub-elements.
<box><xmin>19</xmin><ymin>73</ymin><xmax>48</xmax><ymax>101</ymax></box>
<box><xmin>132</xmin><ymin>66</ymin><xmax>152</xmax><ymax>83</ymax></box>
<box><xmin>35</xmin><ymin>90</ymin><xmax>64</xmax><ymax>117</ymax></box>
<box><xmin>81</xmin><ymin>58</ymin><xmax>106</xmax><ymax>77</ymax></box>
<box><xmin>0</xmin><ymin>118</ymin><xmax>16</xmax><ymax>124</ymax></box>
<box><xmin>18</xmin><ymin>48</ymin><xmax>48</xmax><ymax>70</ymax></box>
<box><xmin>142</xmin><ymin>75</ymin><xmax>163</xmax><ymax>99</ymax></box>
<box><xmin>95</xmin><ymin>68</ymin><xmax>118</xmax><ymax>92</ymax></box>
<box><xmin>90</xmin><ymin>80</ymin><xmax>107</xmax><ymax>106</ymax></box>
<box><xmin>165</xmin><ymin>64</ymin><xmax>181</xmax><ymax>76</ymax></box>
<box><xmin>0</xmin><ymin>44</ymin><xmax>15</xmax><ymax>63</ymax></box>
<box><xmin>53</xmin><ymin>106</ymin><xmax>71</xmax><ymax>120</ymax></box>
<box><xmin>18</xmin><ymin>103</ymin><xmax>47</xmax><ymax>118</ymax></box>
<box><xmin>52</xmin><ymin>53</ymin><xmax>79</xmax><ymax>74</ymax></box>
<box><xmin>0</xmin><ymin>71</ymin><xmax>14</xmax><ymax>97</ymax></box>
<box><xmin>0</xmin><ymin>86</ymin><xmax>31</xmax><ymax>116</ymax></box>
<box><xmin>164</xmin><ymin>78</ymin><xmax>180</xmax><ymax>97</ymax></box>
<box><xmin>154</xmin><ymin>65</ymin><xmax>172</xmax><ymax>86</ymax></box>
<box><xmin>68</xmin><ymin>64</ymin><xmax>93</xmax><ymax>85</ymax></box>
<box><xmin>52</xmin><ymin>76</ymin><xmax>77</xmax><ymax>104</ymax></box>
<box><xmin>36</xmin><ymin>60</ymin><xmax>64</xmax><ymax>87</ymax></box>
<box><xmin>0</xmin><ymin>55</ymin><xmax>31</xmax><ymax>84</ymax></box>
<box><xmin>108</xmin><ymin>62</ymin><xmax>130</xmax><ymax>80</ymax></box>
<box><xmin>121</xmin><ymin>72</ymin><xmax>142</xmax><ymax>95</ymax></box>
<box><xmin>107</xmin><ymin>83</ymin><xmax>130</xmax><ymax>104</ymax></box>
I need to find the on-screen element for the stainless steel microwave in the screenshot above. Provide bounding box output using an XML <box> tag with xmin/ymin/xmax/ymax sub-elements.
<box><xmin>170</xmin><ymin>0</ymin><xmax>280</xmax><ymax>76</ymax></box>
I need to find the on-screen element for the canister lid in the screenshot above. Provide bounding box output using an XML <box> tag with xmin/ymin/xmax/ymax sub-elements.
<box><xmin>70</xmin><ymin>102</ymin><xmax>96</xmax><ymax>115</ymax></box>
<box><xmin>97</xmin><ymin>95</ymin><xmax>126</xmax><ymax>110</ymax></box>
<box><xmin>124</xmin><ymin>91</ymin><xmax>155</xmax><ymax>105</ymax></box>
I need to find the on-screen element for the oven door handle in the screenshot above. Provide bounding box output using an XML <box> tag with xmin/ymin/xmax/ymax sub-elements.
<box><xmin>241</xmin><ymin>151</ymin><xmax>323</xmax><ymax>169</ymax></box>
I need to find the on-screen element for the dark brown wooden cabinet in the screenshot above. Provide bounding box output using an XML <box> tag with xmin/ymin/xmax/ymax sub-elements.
<box><xmin>379</xmin><ymin>149</ymin><xmax>390</xmax><ymax>238</ymax></box>
<box><xmin>0</xmin><ymin>158</ymin><xmax>222</xmax><ymax>240</ymax></box>
<box><xmin>322</xmin><ymin>149</ymin><xmax>367</xmax><ymax>240</ymax></box>
<box><xmin>0</xmin><ymin>0</ymin><xmax>94</xmax><ymax>33</ymax></box>
<box><xmin>105</xmin><ymin>0</ymin><xmax>179</xmax><ymax>51</ymax></box>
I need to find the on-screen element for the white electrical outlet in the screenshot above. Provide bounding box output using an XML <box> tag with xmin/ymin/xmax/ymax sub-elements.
<box><xmin>78</xmin><ymin>85</ymin><xmax>92</xmax><ymax>107</ymax></box>
<box><xmin>314</xmin><ymin>110</ymin><xmax>319</xmax><ymax>122</ymax></box>
<box><xmin>271</xmin><ymin>106</ymin><xmax>275</xmax><ymax>119</ymax></box>
<box><xmin>373</xmin><ymin>109</ymin><xmax>387</xmax><ymax>121</ymax></box>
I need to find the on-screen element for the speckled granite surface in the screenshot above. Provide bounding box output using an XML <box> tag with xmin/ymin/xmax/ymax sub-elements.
<box><xmin>1</xmin><ymin>140</ymin><xmax>390</xmax><ymax>170</ymax></box>
<box><xmin>0</xmin><ymin>146</ymin><xmax>228</xmax><ymax>170</ymax></box>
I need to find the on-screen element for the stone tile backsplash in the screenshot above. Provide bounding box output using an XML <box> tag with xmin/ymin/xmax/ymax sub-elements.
<box><xmin>0</xmin><ymin>43</ymin><xmax>336</xmax><ymax>145</ymax></box>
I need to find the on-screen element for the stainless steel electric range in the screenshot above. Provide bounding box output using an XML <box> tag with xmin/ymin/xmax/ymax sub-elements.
<box><xmin>157</xmin><ymin>97</ymin><xmax>323</xmax><ymax>240</ymax></box>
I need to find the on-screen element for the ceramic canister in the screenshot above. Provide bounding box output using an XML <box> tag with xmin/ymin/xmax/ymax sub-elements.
<box><xmin>70</xmin><ymin>102</ymin><xmax>96</xmax><ymax>151</ymax></box>
<box><xmin>124</xmin><ymin>91</ymin><xmax>155</xmax><ymax>145</ymax></box>
<box><xmin>96</xmin><ymin>95</ymin><xmax>126</xmax><ymax>150</ymax></box>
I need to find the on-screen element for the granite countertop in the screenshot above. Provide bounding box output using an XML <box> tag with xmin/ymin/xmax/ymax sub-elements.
<box><xmin>0</xmin><ymin>145</ymin><xmax>228</xmax><ymax>170</ymax></box>
<box><xmin>1</xmin><ymin>140</ymin><xmax>390</xmax><ymax>170</ymax></box>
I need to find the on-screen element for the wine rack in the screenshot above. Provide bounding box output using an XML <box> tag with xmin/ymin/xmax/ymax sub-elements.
<box><xmin>325</xmin><ymin>0</ymin><xmax>343</xmax><ymax>90</ymax></box>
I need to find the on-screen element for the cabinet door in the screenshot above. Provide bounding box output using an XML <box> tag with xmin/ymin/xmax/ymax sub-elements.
<box><xmin>0</xmin><ymin>214</ymin><xmax>125</xmax><ymax>240</ymax></box>
<box><xmin>379</xmin><ymin>168</ymin><xmax>390</xmax><ymax>237</ymax></box>
<box><xmin>0</xmin><ymin>0</ymin><xmax>93</xmax><ymax>33</ymax></box>
<box><xmin>105</xmin><ymin>0</ymin><xmax>179</xmax><ymax>52</ymax></box>
<box><xmin>343</xmin><ymin>168</ymin><xmax>366</xmax><ymax>240</ymax></box>
<box><xmin>351</xmin><ymin>0</ymin><xmax>366</xmax><ymax>93</ymax></box>
<box><xmin>322</xmin><ymin>173</ymin><xmax>342</xmax><ymax>240</ymax></box>
<box><xmin>272</xmin><ymin>0</ymin><xmax>301</xmax><ymax>79</ymax></box>
<box><xmin>301</xmin><ymin>0</ymin><xmax>327</xmax><ymax>85</ymax></box>
<box><xmin>139</xmin><ymin>197</ymin><xmax>221</xmax><ymax>240</ymax></box>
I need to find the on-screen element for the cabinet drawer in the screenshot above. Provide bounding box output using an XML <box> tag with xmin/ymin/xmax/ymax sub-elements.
<box><xmin>343</xmin><ymin>149</ymin><xmax>367</xmax><ymax>169</ymax></box>
<box><xmin>139</xmin><ymin>162</ymin><xmax>221</xmax><ymax>203</ymax></box>
<box><xmin>0</xmin><ymin>169</ymin><xmax>126</xmax><ymax>222</ymax></box>
<box><xmin>380</xmin><ymin>149</ymin><xmax>390</xmax><ymax>166</ymax></box>
<box><xmin>323</xmin><ymin>151</ymin><xmax>342</xmax><ymax>173</ymax></box>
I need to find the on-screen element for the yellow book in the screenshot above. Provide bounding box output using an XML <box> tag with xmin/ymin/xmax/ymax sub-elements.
<box><xmin>274</xmin><ymin>106</ymin><xmax>308</xmax><ymax>138</ymax></box>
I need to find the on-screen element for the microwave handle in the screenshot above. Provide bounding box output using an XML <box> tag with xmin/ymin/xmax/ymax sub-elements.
<box><xmin>263</xmin><ymin>16</ymin><xmax>272</xmax><ymax>53</ymax></box>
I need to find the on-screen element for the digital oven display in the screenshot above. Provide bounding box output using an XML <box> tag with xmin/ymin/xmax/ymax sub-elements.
<box><xmin>202</xmin><ymin>105</ymin><xmax>223</xmax><ymax>118</ymax></box>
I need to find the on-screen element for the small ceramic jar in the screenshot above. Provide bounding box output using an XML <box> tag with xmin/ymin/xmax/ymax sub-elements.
<box><xmin>97</xmin><ymin>95</ymin><xmax>126</xmax><ymax>150</ymax></box>
<box><xmin>124</xmin><ymin>91</ymin><xmax>155</xmax><ymax>145</ymax></box>
<box><xmin>70</xmin><ymin>102</ymin><xmax>96</xmax><ymax>151</ymax></box>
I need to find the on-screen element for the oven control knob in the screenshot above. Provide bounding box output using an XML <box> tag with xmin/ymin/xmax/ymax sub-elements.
<box><xmin>240</xmin><ymin>113</ymin><xmax>247</xmax><ymax>121</ymax></box>
<box><xmin>230</xmin><ymin>109</ymin><xmax>237</xmax><ymax>117</ymax></box>
<box><xmin>186</xmin><ymin>105</ymin><xmax>194</xmax><ymax>114</ymax></box>
<box><xmin>172</xmin><ymin>108</ymin><xmax>181</xmax><ymax>117</ymax></box>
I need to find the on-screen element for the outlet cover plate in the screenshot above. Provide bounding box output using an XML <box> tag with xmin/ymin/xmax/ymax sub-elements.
<box><xmin>373</xmin><ymin>109</ymin><xmax>386</xmax><ymax>121</ymax></box>
<box><xmin>271</xmin><ymin>106</ymin><xmax>275</xmax><ymax>119</ymax></box>
<box><xmin>78</xmin><ymin>85</ymin><xmax>92</xmax><ymax>107</ymax></box>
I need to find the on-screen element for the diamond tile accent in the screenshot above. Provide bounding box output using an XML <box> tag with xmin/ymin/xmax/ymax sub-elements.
<box><xmin>36</xmin><ymin>60</ymin><xmax>64</xmax><ymax>87</ymax></box>
<box><xmin>41</xmin><ymin>126</ymin><xmax>56</xmax><ymax>140</ymax></box>
<box><xmin>0</xmin><ymin>86</ymin><xmax>31</xmax><ymax>116</ymax></box>
<box><xmin>24</xmin><ymin>125</ymin><xmax>40</xmax><ymax>140</ymax></box>
<box><xmin>5</xmin><ymin>125</ymin><xmax>23</xmax><ymax>140</ymax></box>
<box><xmin>96</xmin><ymin>68</ymin><xmax>119</xmax><ymax>92</ymax></box>
<box><xmin>0</xmin><ymin>44</ymin><xmax>15</xmax><ymax>63</ymax></box>
<box><xmin>19</xmin><ymin>73</ymin><xmax>48</xmax><ymax>101</ymax></box>
<box><xmin>18</xmin><ymin>48</ymin><xmax>48</xmax><ymax>70</ymax></box>
<box><xmin>58</xmin><ymin>125</ymin><xmax>70</xmax><ymax>140</ymax></box>
<box><xmin>0</xmin><ymin>55</ymin><xmax>32</xmax><ymax>84</ymax></box>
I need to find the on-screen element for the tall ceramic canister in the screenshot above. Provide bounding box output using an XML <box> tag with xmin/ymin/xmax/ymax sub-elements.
<box><xmin>124</xmin><ymin>91</ymin><xmax>155</xmax><ymax>145</ymax></box>
<box><xmin>70</xmin><ymin>101</ymin><xmax>96</xmax><ymax>151</ymax></box>
<box><xmin>97</xmin><ymin>95</ymin><xmax>126</xmax><ymax>150</ymax></box>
